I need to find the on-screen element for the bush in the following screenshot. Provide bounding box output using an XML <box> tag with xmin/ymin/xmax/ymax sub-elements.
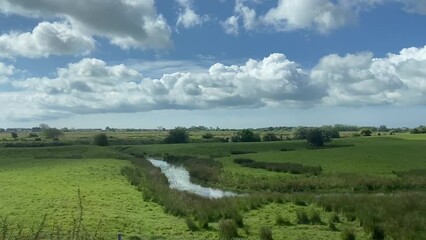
<box><xmin>218</xmin><ymin>219</ymin><xmax>238</xmax><ymax>239</ymax></box>
<box><xmin>359</xmin><ymin>128</ymin><xmax>372</xmax><ymax>136</ymax></box>
<box><xmin>341</xmin><ymin>228</ymin><xmax>356</xmax><ymax>240</ymax></box>
<box><xmin>164</xmin><ymin>127</ymin><xmax>189</xmax><ymax>143</ymax></box>
<box><xmin>275</xmin><ymin>214</ymin><xmax>291</xmax><ymax>226</ymax></box>
<box><xmin>93</xmin><ymin>133</ymin><xmax>109</xmax><ymax>146</ymax></box>
<box><xmin>262</xmin><ymin>132</ymin><xmax>279</xmax><ymax>141</ymax></box>
<box><xmin>43</xmin><ymin>128</ymin><xmax>64</xmax><ymax>139</ymax></box>
<box><xmin>202</xmin><ymin>132</ymin><xmax>214</xmax><ymax>139</ymax></box>
<box><xmin>260</xmin><ymin>226</ymin><xmax>273</xmax><ymax>240</ymax></box>
<box><xmin>10</xmin><ymin>132</ymin><xmax>18</xmax><ymax>139</ymax></box>
<box><xmin>308</xmin><ymin>209</ymin><xmax>322</xmax><ymax>224</ymax></box>
<box><xmin>296</xmin><ymin>210</ymin><xmax>309</xmax><ymax>224</ymax></box>
<box><xmin>28</xmin><ymin>133</ymin><xmax>38</xmax><ymax>138</ymax></box>
<box><xmin>371</xmin><ymin>225</ymin><xmax>385</xmax><ymax>240</ymax></box>
<box><xmin>306</xmin><ymin>128</ymin><xmax>324</xmax><ymax>147</ymax></box>
<box><xmin>185</xmin><ymin>217</ymin><xmax>198</xmax><ymax>231</ymax></box>
<box><xmin>231</xmin><ymin>129</ymin><xmax>261</xmax><ymax>142</ymax></box>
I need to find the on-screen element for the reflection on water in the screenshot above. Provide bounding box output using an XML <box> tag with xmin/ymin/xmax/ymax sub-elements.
<box><xmin>148</xmin><ymin>158</ymin><xmax>237</xmax><ymax>199</ymax></box>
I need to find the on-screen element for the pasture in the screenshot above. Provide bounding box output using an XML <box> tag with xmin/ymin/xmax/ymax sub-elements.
<box><xmin>0</xmin><ymin>132</ymin><xmax>425</xmax><ymax>239</ymax></box>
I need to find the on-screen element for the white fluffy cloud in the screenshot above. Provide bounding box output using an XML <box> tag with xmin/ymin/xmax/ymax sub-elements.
<box><xmin>0</xmin><ymin>0</ymin><xmax>171</xmax><ymax>50</ymax></box>
<box><xmin>0</xmin><ymin>62</ymin><xmax>14</xmax><ymax>84</ymax></box>
<box><xmin>176</xmin><ymin>0</ymin><xmax>207</xmax><ymax>28</ymax></box>
<box><xmin>263</xmin><ymin>0</ymin><xmax>354</xmax><ymax>33</ymax></box>
<box><xmin>3</xmin><ymin>45</ymin><xmax>426</xmax><ymax>121</ymax></box>
<box><xmin>0</xmin><ymin>21</ymin><xmax>95</xmax><ymax>58</ymax></box>
<box><xmin>8</xmin><ymin>53</ymin><xmax>320</xmax><ymax>120</ymax></box>
<box><xmin>311</xmin><ymin>46</ymin><xmax>426</xmax><ymax>106</ymax></box>
<box><xmin>224</xmin><ymin>0</ymin><xmax>426</xmax><ymax>34</ymax></box>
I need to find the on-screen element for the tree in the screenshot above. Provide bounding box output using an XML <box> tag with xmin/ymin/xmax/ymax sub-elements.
<box><xmin>378</xmin><ymin>125</ymin><xmax>388</xmax><ymax>132</ymax></box>
<box><xmin>164</xmin><ymin>127</ymin><xmax>189</xmax><ymax>143</ymax></box>
<box><xmin>43</xmin><ymin>128</ymin><xmax>64</xmax><ymax>139</ymax></box>
<box><xmin>231</xmin><ymin>129</ymin><xmax>261</xmax><ymax>142</ymax></box>
<box><xmin>262</xmin><ymin>132</ymin><xmax>279</xmax><ymax>141</ymax></box>
<box><xmin>93</xmin><ymin>133</ymin><xmax>109</xmax><ymax>146</ymax></box>
<box><xmin>292</xmin><ymin>127</ymin><xmax>308</xmax><ymax>140</ymax></box>
<box><xmin>202</xmin><ymin>132</ymin><xmax>214</xmax><ymax>139</ymax></box>
<box><xmin>320</xmin><ymin>126</ymin><xmax>340</xmax><ymax>141</ymax></box>
<box><xmin>359</xmin><ymin>128</ymin><xmax>372</xmax><ymax>136</ymax></box>
<box><xmin>11</xmin><ymin>132</ymin><xmax>18</xmax><ymax>139</ymax></box>
<box><xmin>306</xmin><ymin>128</ymin><xmax>324</xmax><ymax>147</ymax></box>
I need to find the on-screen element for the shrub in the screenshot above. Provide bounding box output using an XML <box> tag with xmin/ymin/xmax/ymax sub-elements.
<box><xmin>306</xmin><ymin>128</ymin><xmax>324</xmax><ymax>147</ymax></box>
<box><xmin>341</xmin><ymin>228</ymin><xmax>356</xmax><ymax>240</ymax></box>
<box><xmin>275</xmin><ymin>214</ymin><xmax>291</xmax><ymax>226</ymax></box>
<box><xmin>359</xmin><ymin>128</ymin><xmax>372</xmax><ymax>136</ymax></box>
<box><xmin>43</xmin><ymin>128</ymin><xmax>64</xmax><ymax>139</ymax></box>
<box><xmin>262</xmin><ymin>132</ymin><xmax>279</xmax><ymax>141</ymax></box>
<box><xmin>202</xmin><ymin>132</ymin><xmax>214</xmax><ymax>139</ymax></box>
<box><xmin>28</xmin><ymin>133</ymin><xmax>38</xmax><ymax>138</ymax></box>
<box><xmin>231</xmin><ymin>129</ymin><xmax>261</xmax><ymax>142</ymax></box>
<box><xmin>10</xmin><ymin>132</ymin><xmax>18</xmax><ymax>139</ymax></box>
<box><xmin>329</xmin><ymin>221</ymin><xmax>337</xmax><ymax>231</ymax></box>
<box><xmin>164</xmin><ymin>127</ymin><xmax>189</xmax><ymax>143</ymax></box>
<box><xmin>93</xmin><ymin>133</ymin><xmax>109</xmax><ymax>146</ymax></box>
<box><xmin>185</xmin><ymin>217</ymin><xmax>198</xmax><ymax>231</ymax></box>
<box><xmin>219</xmin><ymin>219</ymin><xmax>238</xmax><ymax>239</ymax></box>
<box><xmin>260</xmin><ymin>226</ymin><xmax>273</xmax><ymax>240</ymax></box>
<box><xmin>296</xmin><ymin>210</ymin><xmax>309</xmax><ymax>224</ymax></box>
<box><xmin>371</xmin><ymin>225</ymin><xmax>385</xmax><ymax>240</ymax></box>
<box><xmin>329</xmin><ymin>213</ymin><xmax>340</xmax><ymax>223</ymax></box>
<box><xmin>308</xmin><ymin>209</ymin><xmax>322</xmax><ymax>224</ymax></box>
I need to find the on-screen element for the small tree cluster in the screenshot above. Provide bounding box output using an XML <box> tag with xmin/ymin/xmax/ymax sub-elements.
<box><xmin>43</xmin><ymin>128</ymin><xmax>64</xmax><ymax>139</ymax></box>
<box><xmin>231</xmin><ymin>129</ymin><xmax>261</xmax><ymax>142</ymax></box>
<box><xmin>164</xmin><ymin>127</ymin><xmax>189</xmax><ymax>143</ymax></box>
<box><xmin>306</xmin><ymin>128</ymin><xmax>324</xmax><ymax>147</ymax></box>
<box><xmin>359</xmin><ymin>128</ymin><xmax>372</xmax><ymax>136</ymax></box>
<box><xmin>262</xmin><ymin>132</ymin><xmax>279</xmax><ymax>141</ymax></box>
<box><xmin>93</xmin><ymin>133</ymin><xmax>109</xmax><ymax>146</ymax></box>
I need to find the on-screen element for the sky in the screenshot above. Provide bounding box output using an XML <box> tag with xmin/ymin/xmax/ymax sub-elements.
<box><xmin>0</xmin><ymin>0</ymin><xmax>425</xmax><ymax>129</ymax></box>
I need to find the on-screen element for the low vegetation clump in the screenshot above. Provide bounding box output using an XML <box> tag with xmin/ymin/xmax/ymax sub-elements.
<box><xmin>93</xmin><ymin>133</ymin><xmax>109</xmax><ymax>146</ymax></box>
<box><xmin>233</xmin><ymin>158</ymin><xmax>322</xmax><ymax>175</ymax></box>
<box><xmin>231</xmin><ymin>129</ymin><xmax>261</xmax><ymax>142</ymax></box>
<box><xmin>275</xmin><ymin>214</ymin><xmax>292</xmax><ymax>226</ymax></box>
<box><xmin>43</xmin><ymin>128</ymin><xmax>64</xmax><ymax>139</ymax></box>
<box><xmin>259</xmin><ymin>226</ymin><xmax>273</xmax><ymax>240</ymax></box>
<box><xmin>218</xmin><ymin>219</ymin><xmax>239</xmax><ymax>239</ymax></box>
<box><xmin>341</xmin><ymin>228</ymin><xmax>356</xmax><ymax>240</ymax></box>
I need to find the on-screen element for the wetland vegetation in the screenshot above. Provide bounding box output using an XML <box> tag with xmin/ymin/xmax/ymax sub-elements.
<box><xmin>0</xmin><ymin>126</ymin><xmax>425</xmax><ymax>239</ymax></box>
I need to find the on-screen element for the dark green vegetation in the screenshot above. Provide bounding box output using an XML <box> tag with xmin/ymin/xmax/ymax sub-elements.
<box><xmin>93</xmin><ymin>133</ymin><xmax>109</xmax><ymax>146</ymax></box>
<box><xmin>0</xmin><ymin>130</ymin><xmax>425</xmax><ymax>239</ymax></box>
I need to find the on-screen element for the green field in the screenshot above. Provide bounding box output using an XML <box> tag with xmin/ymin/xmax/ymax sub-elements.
<box><xmin>0</xmin><ymin>133</ymin><xmax>425</xmax><ymax>239</ymax></box>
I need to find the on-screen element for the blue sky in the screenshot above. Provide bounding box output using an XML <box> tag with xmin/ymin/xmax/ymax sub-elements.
<box><xmin>0</xmin><ymin>0</ymin><xmax>425</xmax><ymax>129</ymax></box>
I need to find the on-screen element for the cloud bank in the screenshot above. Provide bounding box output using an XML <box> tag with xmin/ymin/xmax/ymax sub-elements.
<box><xmin>2</xmin><ymin>45</ymin><xmax>426</xmax><ymax>121</ymax></box>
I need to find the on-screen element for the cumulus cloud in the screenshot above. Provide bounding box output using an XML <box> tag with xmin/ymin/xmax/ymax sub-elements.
<box><xmin>223</xmin><ymin>0</ymin><xmax>426</xmax><ymax>34</ymax></box>
<box><xmin>8</xmin><ymin>54</ymin><xmax>321</xmax><ymax>120</ymax></box>
<box><xmin>176</xmin><ymin>0</ymin><xmax>208</xmax><ymax>28</ymax></box>
<box><xmin>0</xmin><ymin>62</ymin><xmax>14</xmax><ymax>84</ymax></box>
<box><xmin>311</xmin><ymin>46</ymin><xmax>426</xmax><ymax>106</ymax></box>
<box><xmin>3</xmin><ymin>45</ymin><xmax>426</xmax><ymax>121</ymax></box>
<box><xmin>0</xmin><ymin>21</ymin><xmax>95</xmax><ymax>58</ymax></box>
<box><xmin>0</xmin><ymin>0</ymin><xmax>171</xmax><ymax>50</ymax></box>
<box><xmin>262</xmin><ymin>0</ymin><xmax>354</xmax><ymax>33</ymax></box>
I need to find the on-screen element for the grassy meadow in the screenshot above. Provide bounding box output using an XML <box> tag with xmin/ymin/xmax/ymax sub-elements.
<box><xmin>0</xmin><ymin>130</ymin><xmax>425</xmax><ymax>239</ymax></box>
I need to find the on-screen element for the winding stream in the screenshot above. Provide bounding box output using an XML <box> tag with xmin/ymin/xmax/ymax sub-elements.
<box><xmin>148</xmin><ymin>158</ymin><xmax>237</xmax><ymax>199</ymax></box>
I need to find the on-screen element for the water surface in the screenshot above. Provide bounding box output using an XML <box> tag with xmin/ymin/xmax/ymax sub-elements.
<box><xmin>148</xmin><ymin>158</ymin><xmax>237</xmax><ymax>199</ymax></box>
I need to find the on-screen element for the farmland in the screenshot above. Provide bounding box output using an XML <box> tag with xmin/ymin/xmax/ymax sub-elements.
<box><xmin>0</xmin><ymin>130</ymin><xmax>425</xmax><ymax>239</ymax></box>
